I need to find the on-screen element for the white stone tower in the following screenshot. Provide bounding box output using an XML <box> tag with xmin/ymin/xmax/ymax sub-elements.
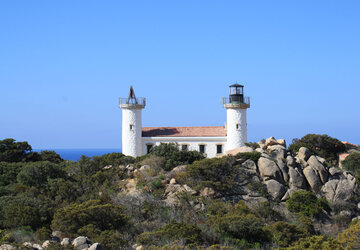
<box><xmin>223</xmin><ymin>84</ymin><xmax>250</xmax><ymax>151</ymax></box>
<box><xmin>119</xmin><ymin>86</ymin><xmax>146</xmax><ymax>157</ymax></box>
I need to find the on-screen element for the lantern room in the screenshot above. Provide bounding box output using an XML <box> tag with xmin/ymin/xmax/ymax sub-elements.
<box><xmin>229</xmin><ymin>84</ymin><xmax>244</xmax><ymax>104</ymax></box>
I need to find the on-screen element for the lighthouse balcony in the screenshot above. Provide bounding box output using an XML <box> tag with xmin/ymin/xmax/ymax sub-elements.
<box><xmin>222</xmin><ymin>96</ymin><xmax>250</xmax><ymax>108</ymax></box>
<box><xmin>119</xmin><ymin>97</ymin><xmax>146</xmax><ymax>108</ymax></box>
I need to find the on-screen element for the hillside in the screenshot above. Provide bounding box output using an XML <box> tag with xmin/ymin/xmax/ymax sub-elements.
<box><xmin>0</xmin><ymin>135</ymin><xmax>360</xmax><ymax>249</ymax></box>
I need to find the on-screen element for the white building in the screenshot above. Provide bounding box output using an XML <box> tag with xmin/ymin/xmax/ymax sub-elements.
<box><xmin>119</xmin><ymin>84</ymin><xmax>250</xmax><ymax>158</ymax></box>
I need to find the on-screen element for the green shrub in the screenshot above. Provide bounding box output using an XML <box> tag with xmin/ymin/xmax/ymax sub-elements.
<box><xmin>342</xmin><ymin>152</ymin><xmax>360</xmax><ymax>175</ymax></box>
<box><xmin>287</xmin><ymin>235</ymin><xmax>342</xmax><ymax>250</ymax></box>
<box><xmin>51</xmin><ymin>200</ymin><xmax>129</xmax><ymax>236</ymax></box>
<box><xmin>149</xmin><ymin>143</ymin><xmax>204</xmax><ymax>170</ymax></box>
<box><xmin>235</xmin><ymin>151</ymin><xmax>262</xmax><ymax>162</ymax></box>
<box><xmin>137</xmin><ymin>220</ymin><xmax>202</xmax><ymax>246</ymax></box>
<box><xmin>0</xmin><ymin>138</ymin><xmax>32</xmax><ymax>162</ymax></box>
<box><xmin>266</xmin><ymin>221</ymin><xmax>307</xmax><ymax>247</ymax></box>
<box><xmin>286</xmin><ymin>191</ymin><xmax>330</xmax><ymax>218</ymax></box>
<box><xmin>184</xmin><ymin>157</ymin><xmax>237</xmax><ymax>195</ymax></box>
<box><xmin>245</xmin><ymin>142</ymin><xmax>260</xmax><ymax>149</ymax></box>
<box><xmin>35</xmin><ymin>227</ymin><xmax>51</xmax><ymax>241</ymax></box>
<box><xmin>288</xmin><ymin>134</ymin><xmax>346</xmax><ymax>162</ymax></box>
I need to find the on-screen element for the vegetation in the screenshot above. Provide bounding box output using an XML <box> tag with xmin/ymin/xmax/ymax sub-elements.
<box><xmin>286</xmin><ymin>191</ymin><xmax>330</xmax><ymax>218</ymax></box>
<box><xmin>288</xmin><ymin>134</ymin><xmax>346</xmax><ymax>162</ymax></box>
<box><xmin>342</xmin><ymin>152</ymin><xmax>360</xmax><ymax>175</ymax></box>
<box><xmin>0</xmin><ymin>137</ymin><xmax>359</xmax><ymax>249</ymax></box>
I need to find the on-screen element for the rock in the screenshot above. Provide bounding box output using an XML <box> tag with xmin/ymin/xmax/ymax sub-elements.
<box><xmin>286</xmin><ymin>155</ymin><xmax>296</xmax><ymax>167</ymax></box>
<box><xmin>42</xmin><ymin>241</ymin><xmax>51</xmax><ymax>248</ymax></box>
<box><xmin>126</xmin><ymin>164</ymin><xmax>134</xmax><ymax>171</ymax></box>
<box><xmin>242</xmin><ymin>159</ymin><xmax>257</xmax><ymax>174</ymax></box>
<box><xmin>322</xmin><ymin>179</ymin><xmax>356</xmax><ymax>202</ymax></box>
<box><xmin>23</xmin><ymin>242</ymin><xmax>33</xmax><ymax>248</ymax></box>
<box><xmin>136</xmin><ymin>246</ymin><xmax>145</xmax><ymax>250</ymax></box>
<box><xmin>297</xmin><ymin>147</ymin><xmax>312</xmax><ymax>162</ymax></box>
<box><xmin>52</xmin><ymin>231</ymin><xmax>62</xmax><ymax>237</ymax></box>
<box><xmin>103</xmin><ymin>165</ymin><xmax>112</xmax><ymax>169</ymax></box>
<box><xmin>358</xmin><ymin>202</ymin><xmax>360</xmax><ymax>210</ymax></box>
<box><xmin>118</xmin><ymin>165</ymin><xmax>126</xmax><ymax>170</ymax></box>
<box><xmin>139</xmin><ymin>165</ymin><xmax>151</xmax><ymax>172</ymax></box>
<box><xmin>72</xmin><ymin>236</ymin><xmax>92</xmax><ymax>249</ymax></box>
<box><xmin>307</xmin><ymin>155</ymin><xmax>328</xmax><ymax>184</ymax></box>
<box><xmin>33</xmin><ymin>244</ymin><xmax>43</xmax><ymax>250</ymax></box>
<box><xmin>329</xmin><ymin>167</ymin><xmax>342</xmax><ymax>176</ymax></box>
<box><xmin>288</xmin><ymin>166</ymin><xmax>307</xmax><ymax>190</ymax></box>
<box><xmin>265</xmin><ymin>179</ymin><xmax>287</xmax><ymax>200</ymax></box>
<box><xmin>200</xmin><ymin>187</ymin><xmax>215</xmax><ymax>197</ymax></box>
<box><xmin>277</xmin><ymin>159</ymin><xmax>289</xmax><ymax>183</ymax></box>
<box><xmin>339</xmin><ymin>210</ymin><xmax>352</xmax><ymax>217</ymax></box>
<box><xmin>183</xmin><ymin>184</ymin><xmax>196</xmax><ymax>194</ymax></box>
<box><xmin>226</xmin><ymin>146</ymin><xmax>254</xmax><ymax>155</ymax></box>
<box><xmin>61</xmin><ymin>238</ymin><xmax>71</xmax><ymax>246</ymax></box>
<box><xmin>88</xmin><ymin>243</ymin><xmax>102</xmax><ymax>250</ymax></box>
<box><xmin>51</xmin><ymin>236</ymin><xmax>60</xmax><ymax>243</ymax></box>
<box><xmin>265</xmin><ymin>137</ymin><xmax>278</xmax><ymax>147</ymax></box>
<box><xmin>281</xmin><ymin>189</ymin><xmax>295</xmax><ymax>201</ymax></box>
<box><xmin>165</xmin><ymin>165</ymin><xmax>187</xmax><ymax>179</ymax></box>
<box><xmin>277</xmin><ymin>139</ymin><xmax>286</xmax><ymax>147</ymax></box>
<box><xmin>316</xmin><ymin>156</ymin><xmax>326</xmax><ymax>164</ymax></box>
<box><xmin>267</xmin><ymin>145</ymin><xmax>287</xmax><ymax>160</ymax></box>
<box><xmin>258</xmin><ymin>139</ymin><xmax>266</xmax><ymax>149</ymax></box>
<box><xmin>255</xmin><ymin>148</ymin><xmax>265</xmax><ymax>153</ymax></box>
<box><xmin>303</xmin><ymin>166</ymin><xmax>322</xmax><ymax>192</ymax></box>
<box><xmin>0</xmin><ymin>245</ymin><xmax>15</xmax><ymax>250</ymax></box>
<box><xmin>257</xmin><ymin>157</ymin><xmax>284</xmax><ymax>183</ymax></box>
<box><xmin>169</xmin><ymin>178</ymin><xmax>176</xmax><ymax>184</ymax></box>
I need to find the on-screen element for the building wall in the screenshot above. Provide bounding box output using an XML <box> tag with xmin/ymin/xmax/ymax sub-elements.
<box><xmin>226</xmin><ymin>108</ymin><xmax>247</xmax><ymax>150</ymax></box>
<box><xmin>142</xmin><ymin>136</ymin><xmax>227</xmax><ymax>158</ymax></box>
<box><xmin>122</xmin><ymin>108</ymin><xmax>143</xmax><ymax>157</ymax></box>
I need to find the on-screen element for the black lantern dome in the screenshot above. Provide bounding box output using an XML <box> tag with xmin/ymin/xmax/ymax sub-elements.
<box><xmin>229</xmin><ymin>84</ymin><xmax>244</xmax><ymax>104</ymax></box>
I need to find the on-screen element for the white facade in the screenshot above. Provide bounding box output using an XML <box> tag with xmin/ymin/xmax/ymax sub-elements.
<box><xmin>142</xmin><ymin>136</ymin><xmax>227</xmax><ymax>158</ymax></box>
<box><xmin>120</xmin><ymin>85</ymin><xmax>250</xmax><ymax>158</ymax></box>
<box><xmin>121</xmin><ymin>106</ymin><xmax>144</xmax><ymax>157</ymax></box>
<box><xmin>226</xmin><ymin>108</ymin><xmax>247</xmax><ymax>150</ymax></box>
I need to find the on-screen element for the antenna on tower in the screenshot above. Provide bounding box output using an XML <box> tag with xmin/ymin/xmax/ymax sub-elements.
<box><xmin>126</xmin><ymin>85</ymin><xmax>138</xmax><ymax>104</ymax></box>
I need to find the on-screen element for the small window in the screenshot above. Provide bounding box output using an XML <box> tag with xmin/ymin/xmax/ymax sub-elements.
<box><xmin>217</xmin><ymin>145</ymin><xmax>223</xmax><ymax>154</ymax></box>
<box><xmin>130</xmin><ymin>124</ymin><xmax>134</xmax><ymax>130</ymax></box>
<box><xmin>236</xmin><ymin>124</ymin><xmax>240</xmax><ymax>130</ymax></box>
<box><xmin>199</xmin><ymin>144</ymin><xmax>205</xmax><ymax>153</ymax></box>
<box><xmin>181</xmin><ymin>144</ymin><xmax>188</xmax><ymax>151</ymax></box>
<box><xmin>146</xmin><ymin>144</ymin><xmax>153</xmax><ymax>154</ymax></box>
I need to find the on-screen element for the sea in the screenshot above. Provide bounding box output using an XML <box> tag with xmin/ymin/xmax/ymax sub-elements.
<box><xmin>33</xmin><ymin>148</ymin><xmax>122</xmax><ymax>161</ymax></box>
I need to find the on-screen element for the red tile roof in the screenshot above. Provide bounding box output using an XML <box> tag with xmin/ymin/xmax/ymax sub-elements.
<box><xmin>142</xmin><ymin>126</ymin><xmax>226</xmax><ymax>137</ymax></box>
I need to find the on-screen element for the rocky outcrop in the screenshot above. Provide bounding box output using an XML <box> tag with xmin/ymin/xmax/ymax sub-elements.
<box><xmin>72</xmin><ymin>236</ymin><xmax>92</xmax><ymax>249</ymax></box>
<box><xmin>257</xmin><ymin>157</ymin><xmax>283</xmax><ymax>183</ymax></box>
<box><xmin>265</xmin><ymin>179</ymin><xmax>287</xmax><ymax>200</ymax></box>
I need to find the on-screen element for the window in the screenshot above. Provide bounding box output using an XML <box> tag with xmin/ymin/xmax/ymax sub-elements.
<box><xmin>199</xmin><ymin>144</ymin><xmax>205</xmax><ymax>153</ymax></box>
<box><xmin>130</xmin><ymin>124</ymin><xmax>134</xmax><ymax>130</ymax></box>
<box><xmin>181</xmin><ymin>144</ymin><xmax>188</xmax><ymax>151</ymax></box>
<box><xmin>236</xmin><ymin>123</ymin><xmax>240</xmax><ymax>130</ymax></box>
<box><xmin>146</xmin><ymin>144</ymin><xmax>153</xmax><ymax>154</ymax></box>
<box><xmin>217</xmin><ymin>144</ymin><xmax>223</xmax><ymax>154</ymax></box>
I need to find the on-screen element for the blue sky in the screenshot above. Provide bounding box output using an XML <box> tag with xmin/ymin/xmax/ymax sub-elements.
<box><xmin>1</xmin><ymin>1</ymin><xmax>359</xmax><ymax>149</ymax></box>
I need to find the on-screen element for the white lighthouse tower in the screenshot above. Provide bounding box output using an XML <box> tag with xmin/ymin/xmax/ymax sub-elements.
<box><xmin>119</xmin><ymin>86</ymin><xmax>146</xmax><ymax>157</ymax></box>
<box><xmin>223</xmin><ymin>84</ymin><xmax>250</xmax><ymax>151</ymax></box>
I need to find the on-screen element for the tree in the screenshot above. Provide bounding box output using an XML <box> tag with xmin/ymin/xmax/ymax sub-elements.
<box><xmin>287</xmin><ymin>235</ymin><xmax>342</xmax><ymax>250</ymax></box>
<box><xmin>337</xmin><ymin>219</ymin><xmax>360</xmax><ymax>249</ymax></box>
<box><xmin>342</xmin><ymin>152</ymin><xmax>360</xmax><ymax>175</ymax></box>
<box><xmin>288</xmin><ymin>134</ymin><xmax>346</xmax><ymax>162</ymax></box>
<box><xmin>286</xmin><ymin>191</ymin><xmax>330</xmax><ymax>218</ymax></box>
<box><xmin>266</xmin><ymin>221</ymin><xmax>307</xmax><ymax>247</ymax></box>
<box><xmin>0</xmin><ymin>138</ymin><xmax>32</xmax><ymax>162</ymax></box>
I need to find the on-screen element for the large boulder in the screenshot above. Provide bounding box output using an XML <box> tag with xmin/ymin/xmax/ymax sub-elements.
<box><xmin>288</xmin><ymin>166</ymin><xmax>307</xmax><ymax>190</ymax></box>
<box><xmin>303</xmin><ymin>166</ymin><xmax>322</xmax><ymax>192</ymax></box>
<box><xmin>286</xmin><ymin>155</ymin><xmax>296</xmax><ymax>167</ymax></box>
<box><xmin>307</xmin><ymin>155</ymin><xmax>328</xmax><ymax>184</ymax></box>
<box><xmin>267</xmin><ymin>145</ymin><xmax>287</xmax><ymax>160</ymax></box>
<box><xmin>322</xmin><ymin>179</ymin><xmax>356</xmax><ymax>202</ymax></box>
<box><xmin>88</xmin><ymin>243</ymin><xmax>102</xmax><ymax>250</ymax></box>
<box><xmin>265</xmin><ymin>137</ymin><xmax>278</xmax><ymax>147</ymax></box>
<box><xmin>265</xmin><ymin>179</ymin><xmax>287</xmax><ymax>200</ymax></box>
<box><xmin>61</xmin><ymin>238</ymin><xmax>71</xmax><ymax>246</ymax></box>
<box><xmin>277</xmin><ymin>139</ymin><xmax>286</xmax><ymax>147</ymax></box>
<box><xmin>0</xmin><ymin>245</ymin><xmax>15</xmax><ymax>250</ymax></box>
<box><xmin>257</xmin><ymin>157</ymin><xmax>284</xmax><ymax>183</ymax></box>
<box><xmin>297</xmin><ymin>147</ymin><xmax>312</xmax><ymax>163</ymax></box>
<box><xmin>241</xmin><ymin>159</ymin><xmax>257</xmax><ymax>174</ymax></box>
<box><xmin>277</xmin><ymin>159</ymin><xmax>289</xmax><ymax>184</ymax></box>
<box><xmin>72</xmin><ymin>236</ymin><xmax>92</xmax><ymax>250</ymax></box>
<box><xmin>227</xmin><ymin>146</ymin><xmax>254</xmax><ymax>155</ymax></box>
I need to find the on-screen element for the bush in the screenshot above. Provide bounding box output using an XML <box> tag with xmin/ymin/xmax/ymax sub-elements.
<box><xmin>337</xmin><ymin>219</ymin><xmax>360</xmax><ymax>249</ymax></box>
<box><xmin>287</xmin><ymin>235</ymin><xmax>342</xmax><ymax>250</ymax></box>
<box><xmin>184</xmin><ymin>157</ymin><xmax>237</xmax><ymax>195</ymax></box>
<box><xmin>288</xmin><ymin>134</ymin><xmax>346</xmax><ymax>162</ymax></box>
<box><xmin>342</xmin><ymin>152</ymin><xmax>360</xmax><ymax>175</ymax></box>
<box><xmin>149</xmin><ymin>143</ymin><xmax>204</xmax><ymax>170</ymax></box>
<box><xmin>266</xmin><ymin>221</ymin><xmax>307</xmax><ymax>247</ymax></box>
<box><xmin>137</xmin><ymin>220</ymin><xmax>202</xmax><ymax>246</ymax></box>
<box><xmin>235</xmin><ymin>151</ymin><xmax>262</xmax><ymax>162</ymax></box>
<box><xmin>0</xmin><ymin>138</ymin><xmax>32</xmax><ymax>162</ymax></box>
<box><xmin>51</xmin><ymin>200</ymin><xmax>129</xmax><ymax>236</ymax></box>
<box><xmin>35</xmin><ymin>227</ymin><xmax>51</xmax><ymax>241</ymax></box>
<box><xmin>245</xmin><ymin>142</ymin><xmax>260</xmax><ymax>149</ymax></box>
<box><xmin>286</xmin><ymin>191</ymin><xmax>330</xmax><ymax>218</ymax></box>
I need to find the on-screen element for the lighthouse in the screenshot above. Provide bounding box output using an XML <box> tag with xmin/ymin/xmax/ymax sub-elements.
<box><xmin>119</xmin><ymin>86</ymin><xmax>146</xmax><ymax>157</ymax></box>
<box><xmin>223</xmin><ymin>84</ymin><xmax>250</xmax><ymax>151</ymax></box>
